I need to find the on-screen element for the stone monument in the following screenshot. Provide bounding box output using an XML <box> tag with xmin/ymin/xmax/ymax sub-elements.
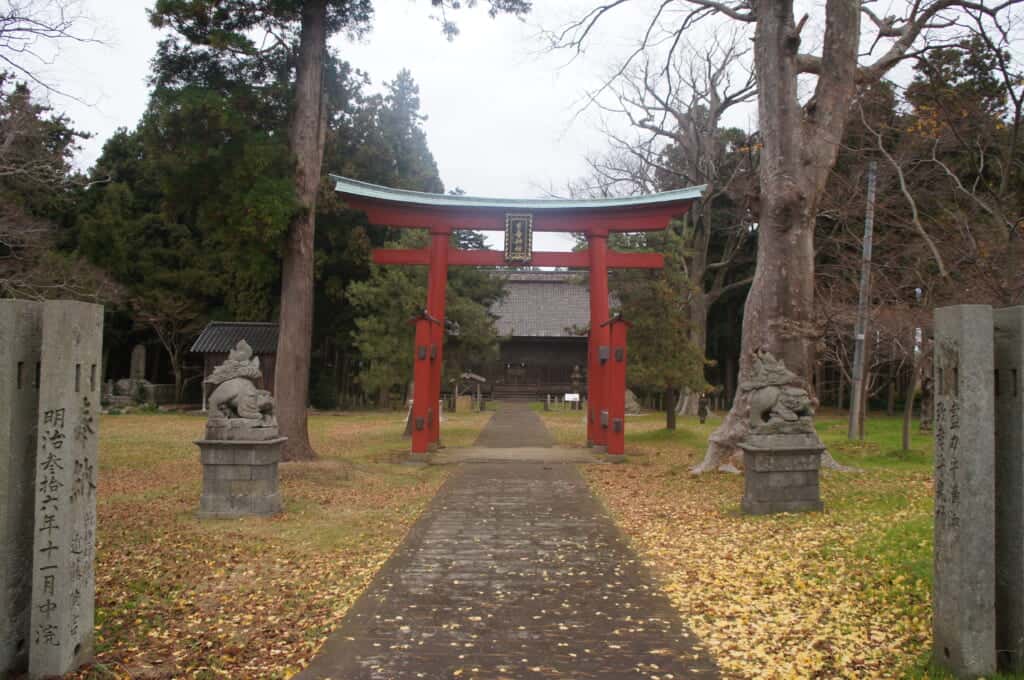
<box><xmin>994</xmin><ymin>307</ymin><xmax>1024</xmax><ymax>671</ymax></box>
<box><xmin>196</xmin><ymin>340</ymin><xmax>283</xmax><ymax>518</ymax></box>
<box><xmin>625</xmin><ymin>389</ymin><xmax>642</xmax><ymax>415</ymax></box>
<box><xmin>932</xmin><ymin>305</ymin><xmax>996</xmax><ymax>677</ymax></box>
<box><xmin>29</xmin><ymin>301</ymin><xmax>103</xmax><ymax>679</ymax></box>
<box><xmin>0</xmin><ymin>301</ymin><xmax>42</xmax><ymax>675</ymax></box>
<box><xmin>129</xmin><ymin>343</ymin><xmax>146</xmax><ymax>382</ymax></box>
<box><xmin>737</xmin><ymin>350</ymin><xmax>824</xmax><ymax>515</ymax></box>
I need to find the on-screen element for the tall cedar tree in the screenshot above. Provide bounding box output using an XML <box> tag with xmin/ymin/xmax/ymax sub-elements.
<box><xmin>150</xmin><ymin>0</ymin><xmax>529</xmax><ymax>460</ymax></box>
<box><xmin>76</xmin><ymin>42</ymin><xmax>488</xmax><ymax>415</ymax></box>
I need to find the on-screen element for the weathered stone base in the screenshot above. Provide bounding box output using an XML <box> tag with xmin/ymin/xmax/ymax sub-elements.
<box><xmin>204</xmin><ymin>417</ymin><xmax>278</xmax><ymax>442</ymax></box>
<box><xmin>197</xmin><ymin>437</ymin><xmax>284</xmax><ymax>519</ymax></box>
<box><xmin>740</xmin><ymin>435</ymin><xmax>824</xmax><ymax>515</ymax></box>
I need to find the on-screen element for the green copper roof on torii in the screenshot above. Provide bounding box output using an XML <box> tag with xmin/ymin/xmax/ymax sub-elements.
<box><xmin>330</xmin><ymin>175</ymin><xmax>706</xmax><ymax>211</ymax></box>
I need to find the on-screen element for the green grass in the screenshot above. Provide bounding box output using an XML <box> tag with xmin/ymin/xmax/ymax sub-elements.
<box><xmin>817</xmin><ymin>410</ymin><xmax>934</xmax><ymax>471</ymax></box>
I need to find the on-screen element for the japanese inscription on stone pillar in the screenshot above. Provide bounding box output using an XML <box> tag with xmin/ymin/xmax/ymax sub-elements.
<box><xmin>932</xmin><ymin>304</ymin><xmax>996</xmax><ymax>677</ymax></box>
<box><xmin>29</xmin><ymin>301</ymin><xmax>102</xmax><ymax>678</ymax></box>
<box><xmin>933</xmin><ymin>343</ymin><xmax>960</xmax><ymax>529</ymax></box>
<box><xmin>504</xmin><ymin>213</ymin><xmax>533</xmax><ymax>263</ymax></box>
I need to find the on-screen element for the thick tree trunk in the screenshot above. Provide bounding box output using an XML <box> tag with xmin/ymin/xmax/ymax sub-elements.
<box><xmin>275</xmin><ymin>0</ymin><xmax>328</xmax><ymax>461</ymax></box>
<box><xmin>665</xmin><ymin>387</ymin><xmax>677</xmax><ymax>430</ymax></box>
<box><xmin>693</xmin><ymin>201</ymin><xmax>817</xmax><ymax>471</ymax></box>
<box><xmin>693</xmin><ymin>0</ymin><xmax>859</xmax><ymax>473</ymax></box>
<box><xmin>695</xmin><ymin>0</ymin><xmax>808</xmax><ymax>472</ymax></box>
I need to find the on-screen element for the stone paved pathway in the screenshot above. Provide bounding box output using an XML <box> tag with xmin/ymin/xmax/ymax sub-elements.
<box><xmin>298</xmin><ymin>404</ymin><xmax>717</xmax><ymax>679</ymax></box>
<box><xmin>471</xmin><ymin>402</ymin><xmax>555</xmax><ymax>448</ymax></box>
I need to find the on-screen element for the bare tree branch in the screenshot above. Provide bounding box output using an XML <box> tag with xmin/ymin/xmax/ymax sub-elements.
<box><xmin>0</xmin><ymin>0</ymin><xmax>102</xmax><ymax>99</ymax></box>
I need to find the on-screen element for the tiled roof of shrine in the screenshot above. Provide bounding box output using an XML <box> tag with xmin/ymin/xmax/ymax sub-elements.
<box><xmin>491</xmin><ymin>272</ymin><xmax>592</xmax><ymax>338</ymax></box>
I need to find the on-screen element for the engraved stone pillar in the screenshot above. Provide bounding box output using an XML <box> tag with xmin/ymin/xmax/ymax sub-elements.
<box><xmin>129</xmin><ymin>343</ymin><xmax>145</xmax><ymax>382</ymax></box>
<box><xmin>933</xmin><ymin>304</ymin><xmax>996</xmax><ymax>677</ymax></box>
<box><xmin>0</xmin><ymin>301</ymin><xmax>42</xmax><ymax>675</ymax></box>
<box><xmin>995</xmin><ymin>306</ymin><xmax>1024</xmax><ymax>671</ymax></box>
<box><xmin>29</xmin><ymin>301</ymin><xmax>103</xmax><ymax>679</ymax></box>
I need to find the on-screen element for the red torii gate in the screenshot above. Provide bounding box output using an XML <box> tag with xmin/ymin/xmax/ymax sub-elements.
<box><xmin>332</xmin><ymin>175</ymin><xmax>702</xmax><ymax>457</ymax></box>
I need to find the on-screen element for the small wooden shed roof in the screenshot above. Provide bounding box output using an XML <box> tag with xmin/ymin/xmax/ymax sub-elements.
<box><xmin>190</xmin><ymin>322</ymin><xmax>279</xmax><ymax>355</ymax></box>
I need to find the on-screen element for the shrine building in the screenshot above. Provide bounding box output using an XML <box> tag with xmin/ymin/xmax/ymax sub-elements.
<box><xmin>485</xmin><ymin>271</ymin><xmax>592</xmax><ymax>401</ymax></box>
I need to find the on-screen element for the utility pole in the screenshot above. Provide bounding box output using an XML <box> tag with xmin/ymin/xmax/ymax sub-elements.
<box><xmin>848</xmin><ymin>161</ymin><xmax>877</xmax><ymax>440</ymax></box>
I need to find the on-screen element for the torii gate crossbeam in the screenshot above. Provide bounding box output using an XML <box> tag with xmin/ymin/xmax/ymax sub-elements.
<box><xmin>331</xmin><ymin>175</ymin><xmax>703</xmax><ymax>458</ymax></box>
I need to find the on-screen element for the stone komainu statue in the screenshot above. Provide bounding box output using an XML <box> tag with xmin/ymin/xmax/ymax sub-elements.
<box><xmin>740</xmin><ymin>349</ymin><xmax>817</xmax><ymax>435</ymax></box>
<box><xmin>205</xmin><ymin>340</ymin><xmax>277</xmax><ymax>440</ymax></box>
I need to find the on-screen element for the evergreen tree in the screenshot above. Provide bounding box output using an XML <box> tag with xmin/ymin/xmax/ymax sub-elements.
<box><xmin>379</xmin><ymin>69</ymin><xmax>443</xmax><ymax>192</ymax></box>
<box><xmin>0</xmin><ymin>75</ymin><xmax>112</xmax><ymax>300</ymax></box>
<box><xmin>609</xmin><ymin>228</ymin><xmax>707</xmax><ymax>429</ymax></box>
<box><xmin>147</xmin><ymin>0</ymin><xmax>528</xmax><ymax>459</ymax></box>
<box><xmin>347</xmin><ymin>229</ymin><xmax>503</xmax><ymax>402</ymax></box>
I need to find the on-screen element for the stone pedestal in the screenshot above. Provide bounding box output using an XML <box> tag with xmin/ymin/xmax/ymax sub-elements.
<box><xmin>740</xmin><ymin>433</ymin><xmax>824</xmax><ymax>515</ymax></box>
<box><xmin>198</xmin><ymin>340</ymin><xmax>283</xmax><ymax>519</ymax></box>
<box><xmin>197</xmin><ymin>437</ymin><xmax>284</xmax><ymax>519</ymax></box>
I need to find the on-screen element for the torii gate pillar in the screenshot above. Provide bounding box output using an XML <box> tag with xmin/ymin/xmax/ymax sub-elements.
<box><xmin>426</xmin><ymin>230</ymin><xmax>449</xmax><ymax>443</ymax></box>
<box><xmin>410</xmin><ymin>312</ymin><xmax>441</xmax><ymax>454</ymax></box>
<box><xmin>330</xmin><ymin>174</ymin><xmax>704</xmax><ymax>457</ymax></box>
<box><xmin>587</xmin><ymin>232</ymin><xmax>609</xmax><ymax>448</ymax></box>
<box><xmin>603</xmin><ymin>315</ymin><xmax>631</xmax><ymax>457</ymax></box>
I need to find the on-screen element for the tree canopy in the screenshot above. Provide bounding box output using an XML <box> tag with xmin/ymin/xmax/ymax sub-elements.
<box><xmin>71</xmin><ymin>14</ymin><xmax>501</xmax><ymax>407</ymax></box>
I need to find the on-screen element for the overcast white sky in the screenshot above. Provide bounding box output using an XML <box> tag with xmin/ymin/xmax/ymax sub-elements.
<box><xmin>38</xmin><ymin>1</ymin><xmax>693</xmax><ymax>251</ymax></box>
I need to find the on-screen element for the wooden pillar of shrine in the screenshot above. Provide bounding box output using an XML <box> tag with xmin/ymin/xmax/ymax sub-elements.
<box><xmin>604</xmin><ymin>316</ymin><xmax>630</xmax><ymax>456</ymax></box>
<box><xmin>410</xmin><ymin>313</ymin><xmax>439</xmax><ymax>454</ymax></box>
<box><xmin>588</xmin><ymin>231</ymin><xmax>610</xmax><ymax>448</ymax></box>
<box><xmin>426</xmin><ymin>230</ymin><xmax>449</xmax><ymax>443</ymax></box>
